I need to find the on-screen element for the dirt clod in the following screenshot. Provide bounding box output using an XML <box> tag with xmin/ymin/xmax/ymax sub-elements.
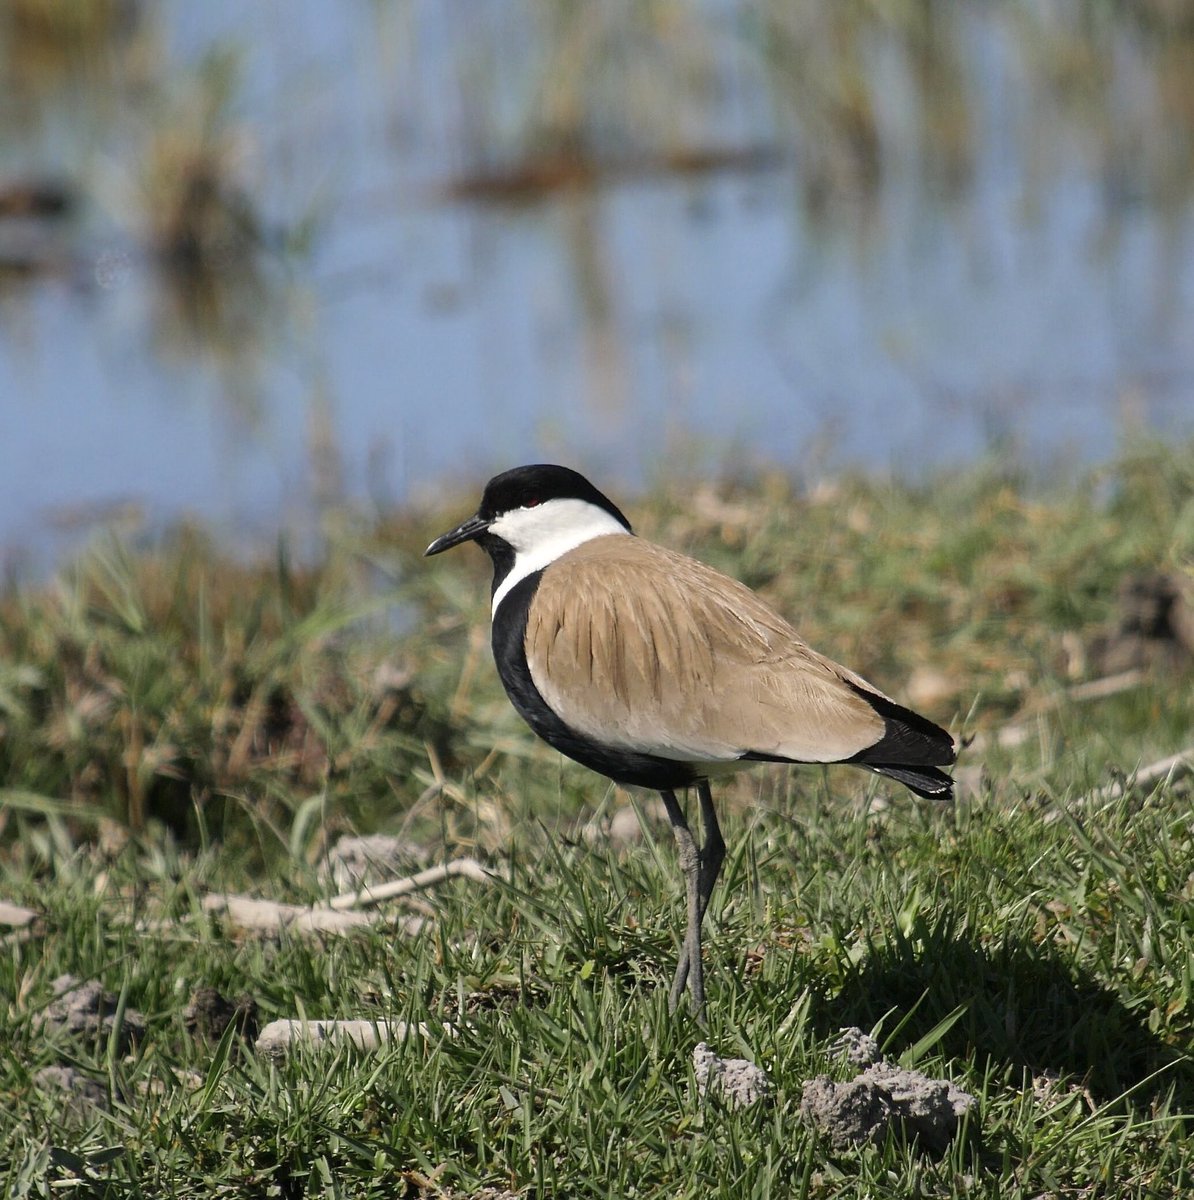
<box><xmin>692</xmin><ymin>1041</ymin><xmax>772</xmax><ymax>1108</ymax></box>
<box><xmin>800</xmin><ymin>1059</ymin><xmax>975</xmax><ymax>1151</ymax></box>
<box><xmin>183</xmin><ymin>986</ymin><xmax>259</xmax><ymax>1042</ymax></box>
<box><xmin>829</xmin><ymin>1025</ymin><xmax>883</xmax><ymax>1066</ymax></box>
<box><xmin>33</xmin><ymin>1066</ymin><xmax>110</xmax><ymax>1119</ymax></box>
<box><xmin>1090</xmin><ymin>570</ymin><xmax>1194</xmax><ymax>673</ymax></box>
<box><xmin>39</xmin><ymin>974</ymin><xmax>146</xmax><ymax>1053</ymax></box>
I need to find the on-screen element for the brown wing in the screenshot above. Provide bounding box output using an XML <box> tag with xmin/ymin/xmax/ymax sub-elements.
<box><xmin>524</xmin><ymin>535</ymin><xmax>888</xmax><ymax>765</ymax></box>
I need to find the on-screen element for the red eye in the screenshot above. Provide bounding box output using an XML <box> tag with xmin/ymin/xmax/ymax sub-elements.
<box><xmin>525</xmin><ymin>497</ymin><xmax>541</xmax><ymax>508</ymax></box>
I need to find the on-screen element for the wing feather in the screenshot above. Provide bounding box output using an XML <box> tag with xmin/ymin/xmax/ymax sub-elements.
<box><xmin>524</xmin><ymin>536</ymin><xmax>887</xmax><ymax>764</ymax></box>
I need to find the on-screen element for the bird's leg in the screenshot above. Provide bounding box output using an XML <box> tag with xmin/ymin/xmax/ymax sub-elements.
<box><xmin>660</xmin><ymin>782</ymin><xmax>726</xmax><ymax>1025</ymax></box>
<box><xmin>659</xmin><ymin>789</ymin><xmax>705</xmax><ymax>1022</ymax></box>
<box><xmin>694</xmin><ymin>778</ymin><xmax>726</xmax><ymax>926</ymax></box>
<box><xmin>669</xmin><ymin>781</ymin><xmax>727</xmax><ymax>1010</ymax></box>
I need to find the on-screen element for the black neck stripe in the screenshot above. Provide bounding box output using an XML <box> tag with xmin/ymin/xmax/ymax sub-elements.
<box><xmin>477</xmin><ymin>532</ymin><xmax>516</xmax><ymax>600</ymax></box>
<box><xmin>490</xmin><ymin>571</ymin><xmax>697</xmax><ymax>791</ymax></box>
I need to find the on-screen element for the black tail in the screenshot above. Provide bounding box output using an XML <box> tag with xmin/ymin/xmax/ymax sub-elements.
<box><xmin>867</xmin><ymin>762</ymin><xmax>954</xmax><ymax>800</ymax></box>
<box><xmin>845</xmin><ymin>683</ymin><xmax>956</xmax><ymax>800</ymax></box>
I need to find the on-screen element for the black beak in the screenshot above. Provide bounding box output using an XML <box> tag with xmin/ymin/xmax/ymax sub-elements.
<box><xmin>424</xmin><ymin>512</ymin><xmax>491</xmax><ymax>556</ymax></box>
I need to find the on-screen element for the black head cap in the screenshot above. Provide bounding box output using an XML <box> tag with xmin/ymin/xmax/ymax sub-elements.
<box><xmin>476</xmin><ymin>464</ymin><xmax>632</xmax><ymax>529</ymax></box>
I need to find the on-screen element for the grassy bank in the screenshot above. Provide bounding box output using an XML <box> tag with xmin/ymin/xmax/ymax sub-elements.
<box><xmin>2</xmin><ymin>443</ymin><xmax>1193</xmax><ymax>1197</ymax></box>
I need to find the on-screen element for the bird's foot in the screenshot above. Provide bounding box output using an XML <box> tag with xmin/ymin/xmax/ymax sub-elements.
<box><xmin>668</xmin><ymin>943</ymin><xmax>708</xmax><ymax>1028</ymax></box>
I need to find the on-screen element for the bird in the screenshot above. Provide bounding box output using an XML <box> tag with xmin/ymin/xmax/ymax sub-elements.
<box><xmin>425</xmin><ymin>464</ymin><xmax>955</xmax><ymax>1024</ymax></box>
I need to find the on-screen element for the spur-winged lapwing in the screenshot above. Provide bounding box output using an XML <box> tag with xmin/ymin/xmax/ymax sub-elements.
<box><xmin>426</xmin><ymin>464</ymin><xmax>955</xmax><ymax>1023</ymax></box>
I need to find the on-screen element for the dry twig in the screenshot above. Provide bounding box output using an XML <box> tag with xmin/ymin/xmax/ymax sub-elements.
<box><xmin>255</xmin><ymin>1018</ymin><xmax>448</xmax><ymax>1058</ymax></box>
<box><xmin>1082</xmin><ymin>748</ymin><xmax>1194</xmax><ymax>807</ymax></box>
<box><xmin>325</xmin><ymin>856</ymin><xmax>492</xmax><ymax>911</ymax></box>
<box><xmin>202</xmin><ymin>856</ymin><xmax>492</xmax><ymax>936</ymax></box>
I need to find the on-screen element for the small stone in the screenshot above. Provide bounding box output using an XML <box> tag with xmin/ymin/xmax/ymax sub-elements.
<box><xmin>606</xmin><ymin>806</ymin><xmax>648</xmax><ymax>847</ymax></box>
<box><xmin>39</xmin><ymin>974</ymin><xmax>145</xmax><ymax>1053</ymax></box>
<box><xmin>0</xmin><ymin>901</ymin><xmax>38</xmax><ymax>929</ymax></box>
<box><xmin>579</xmin><ymin>799</ymin><xmax>668</xmax><ymax>849</ymax></box>
<box><xmin>692</xmin><ymin>1041</ymin><xmax>772</xmax><ymax>1109</ymax></box>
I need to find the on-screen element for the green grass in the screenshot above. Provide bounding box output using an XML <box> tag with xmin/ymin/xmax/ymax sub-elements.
<box><xmin>2</xmin><ymin>442</ymin><xmax>1193</xmax><ymax>1197</ymax></box>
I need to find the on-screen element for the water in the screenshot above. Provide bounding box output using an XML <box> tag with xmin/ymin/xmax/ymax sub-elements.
<box><xmin>2</xmin><ymin>1</ymin><xmax>1192</xmax><ymax>574</ymax></box>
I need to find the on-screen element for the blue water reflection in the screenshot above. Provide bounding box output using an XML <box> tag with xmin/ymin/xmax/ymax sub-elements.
<box><xmin>2</xmin><ymin>1</ymin><xmax>1192</xmax><ymax>573</ymax></box>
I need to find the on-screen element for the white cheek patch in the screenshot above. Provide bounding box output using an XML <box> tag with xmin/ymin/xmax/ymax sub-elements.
<box><xmin>490</xmin><ymin>498</ymin><xmax>630</xmax><ymax>616</ymax></box>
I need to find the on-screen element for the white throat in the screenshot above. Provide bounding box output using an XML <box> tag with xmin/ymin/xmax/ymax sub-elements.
<box><xmin>490</xmin><ymin>497</ymin><xmax>630</xmax><ymax>616</ymax></box>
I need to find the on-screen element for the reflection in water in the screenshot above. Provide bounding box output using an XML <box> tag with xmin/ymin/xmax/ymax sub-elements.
<box><xmin>563</xmin><ymin>193</ymin><xmax>631</xmax><ymax>426</ymax></box>
<box><xmin>135</xmin><ymin>49</ymin><xmax>275</xmax><ymax>411</ymax></box>
<box><xmin>1</xmin><ymin>0</ymin><xmax>144</xmax><ymax>100</ymax></box>
<box><xmin>138</xmin><ymin>51</ymin><xmax>260</xmax><ymax>274</ymax></box>
<box><xmin>0</xmin><ymin>1</ymin><xmax>1193</xmax><ymax>573</ymax></box>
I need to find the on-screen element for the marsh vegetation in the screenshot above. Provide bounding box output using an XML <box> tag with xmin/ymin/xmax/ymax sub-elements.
<box><xmin>2</xmin><ymin>443</ymin><xmax>1193</xmax><ymax>1196</ymax></box>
